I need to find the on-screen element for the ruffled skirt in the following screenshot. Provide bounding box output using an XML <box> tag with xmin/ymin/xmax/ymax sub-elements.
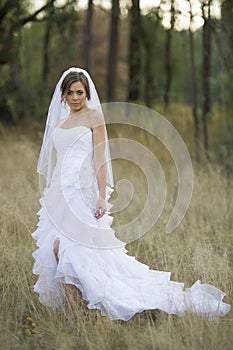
<box><xmin>32</xmin><ymin>183</ymin><xmax>231</xmax><ymax>321</ymax></box>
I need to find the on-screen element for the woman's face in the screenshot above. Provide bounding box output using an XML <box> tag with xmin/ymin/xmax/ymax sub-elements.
<box><xmin>65</xmin><ymin>81</ymin><xmax>87</xmax><ymax>113</ymax></box>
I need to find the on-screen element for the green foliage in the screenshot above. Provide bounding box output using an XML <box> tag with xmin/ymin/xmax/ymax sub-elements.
<box><xmin>0</xmin><ymin>0</ymin><xmax>232</xmax><ymax>162</ymax></box>
<box><xmin>0</xmin><ymin>0</ymin><xmax>79</xmax><ymax>121</ymax></box>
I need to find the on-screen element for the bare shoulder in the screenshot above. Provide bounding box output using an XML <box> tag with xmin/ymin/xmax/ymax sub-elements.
<box><xmin>88</xmin><ymin>108</ymin><xmax>105</xmax><ymax>129</ymax></box>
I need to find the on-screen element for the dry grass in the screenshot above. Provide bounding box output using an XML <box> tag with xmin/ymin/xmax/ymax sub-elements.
<box><xmin>0</xmin><ymin>120</ymin><xmax>232</xmax><ymax>350</ymax></box>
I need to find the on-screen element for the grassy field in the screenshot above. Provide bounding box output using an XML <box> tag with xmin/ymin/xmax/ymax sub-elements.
<box><xmin>0</xmin><ymin>115</ymin><xmax>232</xmax><ymax>350</ymax></box>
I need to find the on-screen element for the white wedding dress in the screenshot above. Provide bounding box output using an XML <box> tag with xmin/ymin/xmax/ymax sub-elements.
<box><xmin>32</xmin><ymin>125</ymin><xmax>230</xmax><ymax>321</ymax></box>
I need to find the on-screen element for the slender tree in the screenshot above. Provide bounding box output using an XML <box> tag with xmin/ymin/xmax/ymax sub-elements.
<box><xmin>128</xmin><ymin>0</ymin><xmax>142</xmax><ymax>101</ymax></box>
<box><xmin>83</xmin><ymin>0</ymin><xmax>93</xmax><ymax>71</ymax></box>
<box><xmin>107</xmin><ymin>0</ymin><xmax>120</xmax><ymax>102</ymax></box>
<box><xmin>163</xmin><ymin>0</ymin><xmax>175</xmax><ymax>114</ymax></box>
<box><xmin>142</xmin><ymin>10</ymin><xmax>160</xmax><ymax>107</ymax></box>
<box><xmin>201</xmin><ymin>0</ymin><xmax>212</xmax><ymax>158</ymax></box>
<box><xmin>188</xmin><ymin>0</ymin><xmax>200</xmax><ymax>161</ymax></box>
<box><xmin>220</xmin><ymin>0</ymin><xmax>233</xmax><ymax>72</ymax></box>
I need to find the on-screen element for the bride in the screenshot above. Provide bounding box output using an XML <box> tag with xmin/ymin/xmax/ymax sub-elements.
<box><xmin>32</xmin><ymin>67</ymin><xmax>230</xmax><ymax>321</ymax></box>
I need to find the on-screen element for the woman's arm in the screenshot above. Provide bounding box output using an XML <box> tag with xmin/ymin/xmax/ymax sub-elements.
<box><xmin>91</xmin><ymin>110</ymin><xmax>107</xmax><ymax>219</ymax></box>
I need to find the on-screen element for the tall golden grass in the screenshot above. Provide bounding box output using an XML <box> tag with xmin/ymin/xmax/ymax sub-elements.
<box><xmin>0</xmin><ymin>116</ymin><xmax>232</xmax><ymax>350</ymax></box>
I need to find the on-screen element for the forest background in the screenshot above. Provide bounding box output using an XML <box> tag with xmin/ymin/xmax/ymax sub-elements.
<box><xmin>0</xmin><ymin>0</ymin><xmax>232</xmax><ymax>165</ymax></box>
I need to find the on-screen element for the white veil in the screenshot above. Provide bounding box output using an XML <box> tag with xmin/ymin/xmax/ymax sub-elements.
<box><xmin>37</xmin><ymin>67</ymin><xmax>114</xmax><ymax>191</ymax></box>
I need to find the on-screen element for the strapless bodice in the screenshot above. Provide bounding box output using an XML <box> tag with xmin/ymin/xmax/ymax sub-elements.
<box><xmin>53</xmin><ymin>125</ymin><xmax>93</xmax><ymax>159</ymax></box>
<box><xmin>51</xmin><ymin>125</ymin><xmax>96</xmax><ymax>189</ymax></box>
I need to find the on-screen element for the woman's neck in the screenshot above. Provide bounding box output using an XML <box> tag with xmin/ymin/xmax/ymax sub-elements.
<box><xmin>69</xmin><ymin>106</ymin><xmax>89</xmax><ymax>119</ymax></box>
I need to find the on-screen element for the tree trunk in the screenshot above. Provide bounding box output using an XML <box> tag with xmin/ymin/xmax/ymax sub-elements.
<box><xmin>188</xmin><ymin>0</ymin><xmax>199</xmax><ymax>162</ymax></box>
<box><xmin>163</xmin><ymin>28</ymin><xmax>172</xmax><ymax>113</ymax></box>
<box><xmin>128</xmin><ymin>0</ymin><xmax>142</xmax><ymax>101</ymax></box>
<box><xmin>163</xmin><ymin>0</ymin><xmax>175</xmax><ymax>114</ymax></box>
<box><xmin>220</xmin><ymin>0</ymin><xmax>233</xmax><ymax>70</ymax></box>
<box><xmin>83</xmin><ymin>0</ymin><xmax>93</xmax><ymax>71</ymax></box>
<box><xmin>142</xmin><ymin>14</ymin><xmax>158</xmax><ymax>108</ymax></box>
<box><xmin>201</xmin><ymin>0</ymin><xmax>212</xmax><ymax>158</ymax></box>
<box><xmin>9</xmin><ymin>31</ymin><xmax>27</xmax><ymax>121</ymax></box>
<box><xmin>107</xmin><ymin>0</ymin><xmax>120</xmax><ymax>102</ymax></box>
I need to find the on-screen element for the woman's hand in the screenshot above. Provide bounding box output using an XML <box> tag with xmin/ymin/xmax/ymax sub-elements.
<box><xmin>94</xmin><ymin>195</ymin><xmax>106</xmax><ymax>219</ymax></box>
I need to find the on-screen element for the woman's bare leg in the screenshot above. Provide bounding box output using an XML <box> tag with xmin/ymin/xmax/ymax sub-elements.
<box><xmin>53</xmin><ymin>239</ymin><xmax>86</xmax><ymax>316</ymax></box>
<box><xmin>53</xmin><ymin>239</ymin><xmax>60</xmax><ymax>263</ymax></box>
<box><xmin>63</xmin><ymin>284</ymin><xmax>83</xmax><ymax>312</ymax></box>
